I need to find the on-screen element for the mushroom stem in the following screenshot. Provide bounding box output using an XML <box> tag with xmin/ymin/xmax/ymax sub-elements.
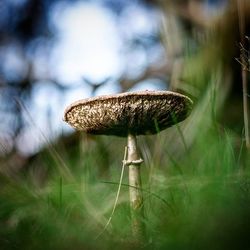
<box><xmin>127</xmin><ymin>133</ymin><xmax>145</xmax><ymax>241</ymax></box>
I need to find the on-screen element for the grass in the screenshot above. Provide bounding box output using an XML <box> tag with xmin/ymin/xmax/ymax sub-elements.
<box><xmin>1</xmin><ymin>63</ymin><xmax>250</xmax><ymax>249</ymax></box>
<box><xmin>1</xmin><ymin>104</ymin><xmax>250</xmax><ymax>250</ymax></box>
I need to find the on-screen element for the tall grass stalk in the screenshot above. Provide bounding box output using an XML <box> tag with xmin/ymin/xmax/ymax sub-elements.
<box><xmin>237</xmin><ymin>0</ymin><xmax>250</xmax><ymax>149</ymax></box>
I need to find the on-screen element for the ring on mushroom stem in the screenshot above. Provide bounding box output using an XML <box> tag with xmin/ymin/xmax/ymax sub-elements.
<box><xmin>63</xmin><ymin>90</ymin><xmax>193</xmax><ymax>242</ymax></box>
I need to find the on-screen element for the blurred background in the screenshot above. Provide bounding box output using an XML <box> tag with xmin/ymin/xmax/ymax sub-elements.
<box><xmin>0</xmin><ymin>0</ymin><xmax>166</xmax><ymax>158</ymax></box>
<box><xmin>0</xmin><ymin>0</ymin><xmax>232</xmax><ymax>158</ymax></box>
<box><xmin>0</xmin><ymin>0</ymin><xmax>250</xmax><ymax>249</ymax></box>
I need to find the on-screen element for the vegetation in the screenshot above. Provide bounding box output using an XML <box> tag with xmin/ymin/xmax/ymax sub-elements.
<box><xmin>1</xmin><ymin>81</ymin><xmax>250</xmax><ymax>249</ymax></box>
<box><xmin>0</xmin><ymin>1</ymin><xmax>250</xmax><ymax>249</ymax></box>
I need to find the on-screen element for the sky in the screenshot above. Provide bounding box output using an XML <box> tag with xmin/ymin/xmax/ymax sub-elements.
<box><xmin>15</xmin><ymin>0</ymin><xmax>163</xmax><ymax>155</ymax></box>
<box><xmin>0</xmin><ymin>0</ymin><xmax>228</xmax><ymax>156</ymax></box>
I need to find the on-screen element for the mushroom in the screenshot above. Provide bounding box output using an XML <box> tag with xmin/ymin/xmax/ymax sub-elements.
<box><xmin>63</xmin><ymin>90</ymin><xmax>193</xmax><ymax>241</ymax></box>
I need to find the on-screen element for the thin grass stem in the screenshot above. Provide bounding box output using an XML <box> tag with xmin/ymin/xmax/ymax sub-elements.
<box><xmin>237</xmin><ymin>0</ymin><xmax>250</xmax><ymax>149</ymax></box>
<box><xmin>14</xmin><ymin>98</ymin><xmax>74</xmax><ymax>180</ymax></box>
<box><xmin>96</xmin><ymin>146</ymin><xmax>128</xmax><ymax>239</ymax></box>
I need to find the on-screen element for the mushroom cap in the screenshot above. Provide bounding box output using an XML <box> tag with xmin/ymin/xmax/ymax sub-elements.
<box><xmin>63</xmin><ymin>90</ymin><xmax>193</xmax><ymax>137</ymax></box>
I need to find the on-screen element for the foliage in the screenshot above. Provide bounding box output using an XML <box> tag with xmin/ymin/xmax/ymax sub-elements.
<box><xmin>0</xmin><ymin>80</ymin><xmax>250</xmax><ymax>249</ymax></box>
<box><xmin>1</xmin><ymin>1</ymin><xmax>250</xmax><ymax>249</ymax></box>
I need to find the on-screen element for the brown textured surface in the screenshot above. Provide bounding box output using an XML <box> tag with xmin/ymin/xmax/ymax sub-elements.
<box><xmin>63</xmin><ymin>91</ymin><xmax>193</xmax><ymax>137</ymax></box>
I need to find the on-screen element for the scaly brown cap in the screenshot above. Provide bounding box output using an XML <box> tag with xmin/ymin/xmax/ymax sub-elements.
<box><xmin>63</xmin><ymin>90</ymin><xmax>193</xmax><ymax>137</ymax></box>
